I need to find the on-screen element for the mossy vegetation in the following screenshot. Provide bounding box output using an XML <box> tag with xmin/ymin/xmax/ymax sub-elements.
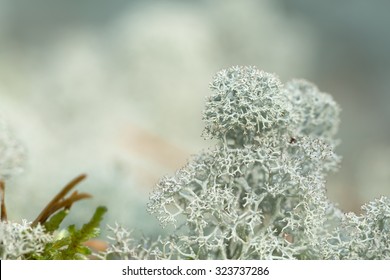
<box><xmin>0</xmin><ymin>174</ymin><xmax>107</xmax><ymax>260</ymax></box>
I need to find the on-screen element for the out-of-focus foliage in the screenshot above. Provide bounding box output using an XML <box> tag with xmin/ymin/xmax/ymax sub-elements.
<box><xmin>0</xmin><ymin>117</ymin><xmax>25</xmax><ymax>181</ymax></box>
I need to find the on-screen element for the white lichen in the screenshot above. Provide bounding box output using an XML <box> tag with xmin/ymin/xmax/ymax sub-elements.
<box><xmin>141</xmin><ymin>66</ymin><xmax>388</xmax><ymax>259</ymax></box>
<box><xmin>0</xmin><ymin>220</ymin><xmax>52</xmax><ymax>260</ymax></box>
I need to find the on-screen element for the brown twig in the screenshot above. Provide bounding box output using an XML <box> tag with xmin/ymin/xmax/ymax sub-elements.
<box><xmin>32</xmin><ymin>174</ymin><xmax>91</xmax><ymax>227</ymax></box>
<box><xmin>45</xmin><ymin>191</ymin><xmax>92</xmax><ymax>216</ymax></box>
<box><xmin>0</xmin><ymin>180</ymin><xmax>7</xmax><ymax>222</ymax></box>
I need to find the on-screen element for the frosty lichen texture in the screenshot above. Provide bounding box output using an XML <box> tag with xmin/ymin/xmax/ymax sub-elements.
<box><xmin>0</xmin><ymin>220</ymin><xmax>52</xmax><ymax>259</ymax></box>
<box><xmin>203</xmin><ymin>66</ymin><xmax>293</xmax><ymax>146</ymax></box>
<box><xmin>322</xmin><ymin>196</ymin><xmax>390</xmax><ymax>259</ymax></box>
<box><xmin>284</xmin><ymin>79</ymin><xmax>341</xmax><ymax>141</ymax></box>
<box><xmin>141</xmin><ymin>66</ymin><xmax>390</xmax><ymax>260</ymax></box>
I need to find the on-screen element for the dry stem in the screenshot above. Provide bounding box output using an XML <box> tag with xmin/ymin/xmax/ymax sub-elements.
<box><xmin>0</xmin><ymin>180</ymin><xmax>7</xmax><ymax>221</ymax></box>
<box><xmin>32</xmin><ymin>174</ymin><xmax>91</xmax><ymax>227</ymax></box>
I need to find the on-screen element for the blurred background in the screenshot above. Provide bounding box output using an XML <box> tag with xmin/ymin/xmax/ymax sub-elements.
<box><xmin>1</xmin><ymin>0</ymin><xmax>389</xmax><ymax>237</ymax></box>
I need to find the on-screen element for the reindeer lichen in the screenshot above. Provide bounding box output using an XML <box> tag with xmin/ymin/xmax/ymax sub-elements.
<box><xmin>107</xmin><ymin>66</ymin><xmax>389</xmax><ymax>260</ymax></box>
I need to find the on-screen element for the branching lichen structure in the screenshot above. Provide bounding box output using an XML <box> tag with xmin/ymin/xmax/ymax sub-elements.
<box><xmin>107</xmin><ymin>66</ymin><xmax>389</xmax><ymax>260</ymax></box>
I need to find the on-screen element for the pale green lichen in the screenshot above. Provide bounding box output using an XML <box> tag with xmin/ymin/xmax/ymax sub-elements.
<box><xmin>107</xmin><ymin>66</ymin><xmax>389</xmax><ymax>260</ymax></box>
<box><xmin>0</xmin><ymin>220</ymin><xmax>52</xmax><ymax>259</ymax></box>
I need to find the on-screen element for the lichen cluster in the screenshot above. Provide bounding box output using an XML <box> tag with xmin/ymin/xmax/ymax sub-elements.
<box><xmin>106</xmin><ymin>66</ymin><xmax>389</xmax><ymax>260</ymax></box>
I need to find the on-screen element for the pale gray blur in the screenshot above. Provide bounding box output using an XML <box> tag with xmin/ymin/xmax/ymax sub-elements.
<box><xmin>1</xmin><ymin>0</ymin><xmax>389</xmax><ymax>235</ymax></box>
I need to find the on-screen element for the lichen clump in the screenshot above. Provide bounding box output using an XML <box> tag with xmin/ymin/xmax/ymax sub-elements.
<box><xmin>129</xmin><ymin>66</ymin><xmax>388</xmax><ymax>260</ymax></box>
